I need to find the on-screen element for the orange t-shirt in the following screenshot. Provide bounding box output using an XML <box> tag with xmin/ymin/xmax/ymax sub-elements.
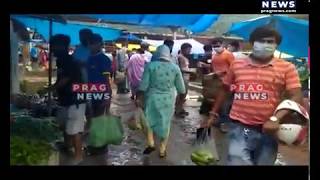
<box><xmin>211</xmin><ymin>50</ymin><xmax>235</xmax><ymax>79</ymax></box>
<box><xmin>223</xmin><ymin>57</ymin><xmax>301</xmax><ymax>125</ymax></box>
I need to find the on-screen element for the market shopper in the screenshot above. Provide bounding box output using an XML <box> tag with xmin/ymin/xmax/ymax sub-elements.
<box><xmin>141</xmin><ymin>42</ymin><xmax>152</xmax><ymax>63</ymax></box>
<box><xmin>127</xmin><ymin>48</ymin><xmax>147</xmax><ymax>100</ymax></box>
<box><xmin>39</xmin><ymin>34</ymin><xmax>86</xmax><ymax>165</ymax></box>
<box><xmin>175</xmin><ymin>43</ymin><xmax>193</xmax><ymax>118</ymax></box>
<box><xmin>116</xmin><ymin>42</ymin><xmax>130</xmax><ymax>94</ymax></box>
<box><xmin>87</xmin><ymin>34</ymin><xmax>113</xmax><ymax>117</ymax></box>
<box><xmin>73</xmin><ymin>28</ymin><xmax>93</xmax><ymax>83</ymax></box>
<box><xmin>211</xmin><ymin>38</ymin><xmax>235</xmax><ymax>133</ymax></box>
<box><xmin>203</xmin><ymin>26</ymin><xmax>303</xmax><ymax>165</ymax></box>
<box><xmin>136</xmin><ymin>45</ymin><xmax>186</xmax><ymax>158</ymax></box>
<box><xmin>227</xmin><ymin>41</ymin><xmax>247</xmax><ymax>59</ymax></box>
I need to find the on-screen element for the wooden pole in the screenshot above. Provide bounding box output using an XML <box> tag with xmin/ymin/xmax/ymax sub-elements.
<box><xmin>48</xmin><ymin>19</ymin><xmax>53</xmax><ymax>112</ymax></box>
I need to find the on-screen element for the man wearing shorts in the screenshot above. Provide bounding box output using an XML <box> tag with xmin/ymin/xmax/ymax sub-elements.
<box><xmin>39</xmin><ymin>34</ymin><xmax>86</xmax><ymax>165</ymax></box>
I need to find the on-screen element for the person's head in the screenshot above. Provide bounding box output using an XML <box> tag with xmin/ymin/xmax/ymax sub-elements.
<box><xmin>137</xmin><ymin>48</ymin><xmax>145</xmax><ymax>54</ymax></box>
<box><xmin>249</xmin><ymin>26</ymin><xmax>282</xmax><ymax>60</ymax></box>
<box><xmin>79</xmin><ymin>28</ymin><xmax>93</xmax><ymax>47</ymax></box>
<box><xmin>156</xmin><ymin>45</ymin><xmax>171</xmax><ymax>62</ymax></box>
<box><xmin>212</xmin><ymin>38</ymin><xmax>224</xmax><ymax>54</ymax></box>
<box><xmin>49</xmin><ymin>34</ymin><xmax>70</xmax><ymax>58</ymax></box>
<box><xmin>203</xmin><ymin>44</ymin><xmax>213</xmax><ymax>54</ymax></box>
<box><xmin>88</xmin><ymin>33</ymin><xmax>103</xmax><ymax>54</ymax></box>
<box><xmin>180</xmin><ymin>43</ymin><xmax>192</xmax><ymax>56</ymax></box>
<box><xmin>227</xmin><ymin>41</ymin><xmax>240</xmax><ymax>52</ymax></box>
<box><xmin>163</xmin><ymin>39</ymin><xmax>174</xmax><ymax>53</ymax></box>
<box><xmin>141</xmin><ymin>42</ymin><xmax>149</xmax><ymax>51</ymax></box>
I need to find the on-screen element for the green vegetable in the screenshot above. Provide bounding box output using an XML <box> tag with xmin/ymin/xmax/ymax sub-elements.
<box><xmin>191</xmin><ymin>150</ymin><xmax>217</xmax><ymax>166</ymax></box>
<box><xmin>10</xmin><ymin>136</ymin><xmax>55</xmax><ymax>165</ymax></box>
<box><xmin>11</xmin><ymin>116</ymin><xmax>62</xmax><ymax>142</ymax></box>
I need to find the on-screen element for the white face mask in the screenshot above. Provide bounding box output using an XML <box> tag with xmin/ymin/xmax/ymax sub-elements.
<box><xmin>252</xmin><ymin>41</ymin><xmax>276</xmax><ymax>58</ymax></box>
<box><xmin>214</xmin><ymin>47</ymin><xmax>224</xmax><ymax>53</ymax></box>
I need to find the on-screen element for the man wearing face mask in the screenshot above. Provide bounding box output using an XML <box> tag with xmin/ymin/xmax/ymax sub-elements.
<box><xmin>203</xmin><ymin>26</ymin><xmax>303</xmax><ymax>165</ymax></box>
<box><xmin>211</xmin><ymin>39</ymin><xmax>235</xmax><ymax>133</ymax></box>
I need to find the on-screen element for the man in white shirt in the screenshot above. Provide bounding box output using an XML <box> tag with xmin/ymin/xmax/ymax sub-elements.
<box><xmin>141</xmin><ymin>42</ymin><xmax>152</xmax><ymax>63</ymax></box>
<box><xmin>73</xmin><ymin>29</ymin><xmax>93</xmax><ymax>83</ymax></box>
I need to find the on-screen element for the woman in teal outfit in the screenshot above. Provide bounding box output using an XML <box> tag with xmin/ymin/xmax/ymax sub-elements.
<box><xmin>136</xmin><ymin>45</ymin><xmax>186</xmax><ymax>158</ymax></box>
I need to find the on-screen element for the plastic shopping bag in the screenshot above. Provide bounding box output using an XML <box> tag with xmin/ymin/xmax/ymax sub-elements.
<box><xmin>190</xmin><ymin>128</ymin><xmax>219</xmax><ymax>166</ymax></box>
<box><xmin>127</xmin><ymin>108</ymin><xmax>148</xmax><ymax>135</ymax></box>
<box><xmin>88</xmin><ymin>115</ymin><xmax>124</xmax><ymax>147</ymax></box>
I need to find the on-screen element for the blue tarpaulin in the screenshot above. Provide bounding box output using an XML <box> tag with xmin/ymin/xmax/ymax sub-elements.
<box><xmin>85</xmin><ymin>14</ymin><xmax>220</xmax><ymax>33</ymax></box>
<box><xmin>228</xmin><ymin>15</ymin><xmax>309</xmax><ymax>57</ymax></box>
<box><xmin>11</xmin><ymin>15</ymin><xmax>122</xmax><ymax>45</ymax></box>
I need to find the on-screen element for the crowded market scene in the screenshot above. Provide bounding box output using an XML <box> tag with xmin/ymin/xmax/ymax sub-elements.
<box><xmin>10</xmin><ymin>14</ymin><xmax>309</xmax><ymax>166</ymax></box>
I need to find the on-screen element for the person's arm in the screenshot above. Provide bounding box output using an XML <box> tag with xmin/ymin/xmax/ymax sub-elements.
<box><xmin>175</xmin><ymin>68</ymin><xmax>186</xmax><ymax>94</ymax></box>
<box><xmin>202</xmin><ymin>63</ymin><xmax>235</xmax><ymax>127</ymax></box>
<box><xmin>263</xmin><ymin>63</ymin><xmax>303</xmax><ymax>134</ymax></box>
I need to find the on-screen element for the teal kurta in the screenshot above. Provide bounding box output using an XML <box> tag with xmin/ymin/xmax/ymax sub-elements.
<box><xmin>138</xmin><ymin>61</ymin><xmax>186</xmax><ymax>139</ymax></box>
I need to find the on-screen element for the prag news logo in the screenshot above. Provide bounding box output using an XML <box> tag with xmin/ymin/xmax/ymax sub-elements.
<box><xmin>262</xmin><ymin>0</ymin><xmax>295</xmax><ymax>9</ymax></box>
<box><xmin>261</xmin><ymin>0</ymin><xmax>296</xmax><ymax>12</ymax></box>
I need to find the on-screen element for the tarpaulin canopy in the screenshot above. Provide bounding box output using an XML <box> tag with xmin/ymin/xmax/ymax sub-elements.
<box><xmin>117</xmin><ymin>33</ymin><xmax>142</xmax><ymax>43</ymax></box>
<box><xmin>11</xmin><ymin>15</ymin><xmax>122</xmax><ymax>45</ymax></box>
<box><xmin>143</xmin><ymin>39</ymin><xmax>204</xmax><ymax>55</ymax></box>
<box><xmin>85</xmin><ymin>14</ymin><xmax>220</xmax><ymax>33</ymax></box>
<box><xmin>228</xmin><ymin>15</ymin><xmax>309</xmax><ymax>57</ymax></box>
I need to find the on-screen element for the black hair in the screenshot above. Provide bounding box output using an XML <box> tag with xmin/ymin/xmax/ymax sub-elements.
<box><xmin>79</xmin><ymin>28</ymin><xmax>93</xmax><ymax>36</ymax></box>
<box><xmin>49</xmin><ymin>34</ymin><xmax>70</xmax><ymax>49</ymax></box>
<box><xmin>181</xmin><ymin>43</ymin><xmax>192</xmax><ymax>50</ymax></box>
<box><xmin>249</xmin><ymin>26</ymin><xmax>282</xmax><ymax>45</ymax></box>
<box><xmin>141</xmin><ymin>43</ymin><xmax>149</xmax><ymax>49</ymax></box>
<box><xmin>164</xmin><ymin>39</ymin><xmax>174</xmax><ymax>46</ymax></box>
<box><xmin>229</xmin><ymin>41</ymin><xmax>240</xmax><ymax>50</ymax></box>
<box><xmin>88</xmin><ymin>33</ymin><xmax>103</xmax><ymax>44</ymax></box>
<box><xmin>203</xmin><ymin>44</ymin><xmax>212</xmax><ymax>52</ymax></box>
<box><xmin>212</xmin><ymin>38</ymin><xmax>223</xmax><ymax>45</ymax></box>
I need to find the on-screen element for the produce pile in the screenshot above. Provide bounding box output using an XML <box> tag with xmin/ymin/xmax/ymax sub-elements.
<box><xmin>10</xmin><ymin>115</ymin><xmax>62</xmax><ymax>165</ymax></box>
<box><xmin>10</xmin><ymin>136</ymin><xmax>55</xmax><ymax>165</ymax></box>
<box><xmin>11</xmin><ymin>116</ymin><xmax>62</xmax><ymax>142</ymax></box>
<box><xmin>191</xmin><ymin>149</ymin><xmax>217</xmax><ymax>166</ymax></box>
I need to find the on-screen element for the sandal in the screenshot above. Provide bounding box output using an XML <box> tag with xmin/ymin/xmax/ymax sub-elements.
<box><xmin>143</xmin><ymin>146</ymin><xmax>156</xmax><ymax>154</ymax></box>
<box><xmin>159</xmin><ymin>151</ymin><xmax>167</xmax><ymax>158</ymax></box>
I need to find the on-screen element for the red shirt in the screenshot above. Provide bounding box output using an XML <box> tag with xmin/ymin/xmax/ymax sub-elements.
<box><xmin>223</xmin><ymin>57</ymin><xmax>301</xmax><ymax>125</ymax></box>
<box><xmin>211</xmin><ymin>50</ymin><xmax>235</xmax><ymax>79</ymax></box>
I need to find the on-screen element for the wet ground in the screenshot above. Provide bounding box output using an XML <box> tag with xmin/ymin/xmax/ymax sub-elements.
<box><xmin>58</xmin><ymin>87</ymin><xmax>309</xmax><ymax>166</ymax></box>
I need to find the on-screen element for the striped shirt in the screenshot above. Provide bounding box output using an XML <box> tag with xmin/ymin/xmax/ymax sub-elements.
<box><xmin>223</xmin><ymin>57</ymin><xmax>301</xmax><ymax>125</ymax></box>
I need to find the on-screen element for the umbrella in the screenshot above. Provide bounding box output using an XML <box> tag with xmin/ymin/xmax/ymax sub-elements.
<box><xmin>228</xmin><ymin>15</ymin><xmax>309</xmax><ymax>57</ymax></box>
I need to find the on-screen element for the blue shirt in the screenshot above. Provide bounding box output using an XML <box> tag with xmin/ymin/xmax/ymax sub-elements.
<box><xmin>87</xmin><ymin>52</ymin><xmax>112</xmax><ymax>84</ymax></box>
<box><xmin>73</xmin><ymin>45</ymin><xmax>91</xmax><ymax>63</ymax></box>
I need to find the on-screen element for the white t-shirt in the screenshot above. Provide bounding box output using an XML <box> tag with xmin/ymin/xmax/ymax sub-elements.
<box><xmin>143</xmin><ymin>51</ymin><xmax>153</xmax><ymax>63</ymax></box>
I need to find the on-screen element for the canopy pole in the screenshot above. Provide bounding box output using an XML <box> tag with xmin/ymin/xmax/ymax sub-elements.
<box><xmin>48</xmin><ymin>19</ymin><xmax>53</xmax><ymax>113</ymax></box>
<box><xmin>279</xmin><ymin>52</ymin><xmax>282</xmax><ymax>58</ymax></box>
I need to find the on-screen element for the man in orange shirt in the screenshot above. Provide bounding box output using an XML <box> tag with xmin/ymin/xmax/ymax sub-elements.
<box><xmin>203</xmin><ymin>26</ymin><xmax>303</xmax><ymax>165</ymax></box>
<box><xmin>211</xmin><ymin>39</ymin><xmax>235</xmax><ymax>133</ymax></box>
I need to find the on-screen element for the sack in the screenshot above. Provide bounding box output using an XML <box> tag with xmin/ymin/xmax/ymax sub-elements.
<box><xmin>190</xmin><ymin>128</ymin><xmax>219</xmax><ymax>165</ymax></box>
<box><xmin>128</xmin><ymin>108</ymin><xmax>148</xmax><ymax>135</ymax></box>
<box><xmin>88</xmin><ymin>115</ymin><xmax>124</xmax><ymax>147</ymax></box>
<box><xmin>115</xmin><ymin>71</ymin><xmax>126</xmax><ymax>84</ymax></box>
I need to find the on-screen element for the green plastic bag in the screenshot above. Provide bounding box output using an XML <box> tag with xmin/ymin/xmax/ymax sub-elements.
<box><xmin>88</xmin><ymin>115</ymin><xmax>124</xmax><ymax>147</ymax></box>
